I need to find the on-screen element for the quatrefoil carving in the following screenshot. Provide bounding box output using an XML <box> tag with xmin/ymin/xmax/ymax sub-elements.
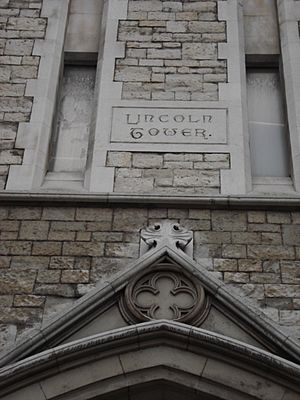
<box><xmin>119</xmin><ymin>263</ymin><xmax>210</xmax><ymax>326</ymax></box>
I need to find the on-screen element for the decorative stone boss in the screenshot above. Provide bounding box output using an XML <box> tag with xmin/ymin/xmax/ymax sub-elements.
<box><xmin>119</xmin><ymin>222</ymin><xmax>210</xmax><ymax>326</ymax></box>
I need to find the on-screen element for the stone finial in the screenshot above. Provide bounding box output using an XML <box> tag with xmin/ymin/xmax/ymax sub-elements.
<box><xmin>140</xmin><ymin>221</ymin><xmax>193</xmax><ymax>256</ymax></box>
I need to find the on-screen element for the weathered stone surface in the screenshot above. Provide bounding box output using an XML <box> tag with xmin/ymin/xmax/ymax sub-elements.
<box><xmin>248</xmin><ymin>245</ymin><xmax>295</xmax><ymax>260</ymax></box>
<box><xmin>0</xmin><ymin>270</ymin><xmax>36</xmax><ymax>294</ymax></box>
<box><xmin>4</xmin><ymin>39</ymin><xmax>33</xmax><ymax>55</ymax></box>
<box><xmin>281</xmin><ymin>262</ymin><xmax>300</xmax><ymax>284</ymax></box>
<box><xmin>19</xmin><ymin>221</ymin><xmax>49</xmax><ymax>240</ymax></box>
<box><xmin>13</xmin><ymin>294</ymin><xmax>45</xmax><ymax>307</ymax></box>
<box><xmin>105</xmin><ymin>242</ymin><xmax>139</xmax><ymax>258</ymax></box>
<box><xmin>32</xmin><ymin>242</ymin><xmax>62</xmax><ymax>256</ymax></box>
<box><xmin>76</xmin><ymin>208</ymin><xmax>113</xmax><ymax>222</ymax></box>
<box><xmin>42</xmin><ymin>207</ymin><xmax>75</xmax><ymax>221</ymax></box>
<box><xmin>282</xmin><ymin>225</ymin><xmax>300</xmax><ymax>245</ymax></box>
<box><xmin>212</xmin><ymin>211</ymin><xmax>247</xmax><ymax>232</ymax></box>
<box><xmin>63</xmin><ymin>242</ymin><xmax>105</xmax><ymax>257</ymax></box>
<box><xmin>48</xmin><ymin>256</ymin><xmax>73</xmax><ymax>270</ymax></box>
<box><xmin>61</xmin><ymin>270</ymin><xmax>89</xmax><ymax>284</ymax></box>
<box><xmin>265</xmin><ymin>285</ymin><xmax>300</xmax><ymax>298</ymax></box>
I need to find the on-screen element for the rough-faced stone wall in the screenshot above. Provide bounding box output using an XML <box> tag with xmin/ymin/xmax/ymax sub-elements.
<box><xmin>115</xmin><ymin>0</ymin><xmax>226</xmax><ymax>101</ymax></box>
<box><xmin>0</xmin><ymin>205</ymin><xmax>299</xmax><ymax>351</ymax></box>
<box><xmin>107</xmin><ymin>151</ymin><xmax>230</xmax><ymax>194</ymax></box>
<box><xmin>0</xmin><ymin>0</ymin><xmax>46</xmax><ymax>189</ymax></box>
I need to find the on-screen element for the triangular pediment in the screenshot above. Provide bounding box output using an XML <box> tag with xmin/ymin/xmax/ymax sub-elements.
<box><xmin>1</xmin><ymin>244</ymin><xmax>300</xmax><ymax>367</ymax></box>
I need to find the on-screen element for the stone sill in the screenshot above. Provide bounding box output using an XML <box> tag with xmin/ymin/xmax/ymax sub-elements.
<box><xmin>0</xmin><ymin>192</ymin><xmax>300</xmax><ymax>210</ymax></box>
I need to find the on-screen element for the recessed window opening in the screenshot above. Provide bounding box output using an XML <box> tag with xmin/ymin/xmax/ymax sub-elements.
<box><xmin>48</xmin><ymin>60</ymin><xmax>96</xmax><ymax>175</ymax></box>
<box><xmin>246</xmin><ymin>62</ymin><xmax>291</xmax><ymax>178</ymax></box>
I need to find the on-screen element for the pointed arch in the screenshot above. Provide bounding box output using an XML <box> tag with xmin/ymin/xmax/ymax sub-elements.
<box><xmin>0</xmin><ymin>321</ymin><xmax>299</xmax><ymax>400</ymax></box>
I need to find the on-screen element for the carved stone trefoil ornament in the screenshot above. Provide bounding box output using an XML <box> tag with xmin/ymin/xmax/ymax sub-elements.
<box><xmin>140</xmin><ymin>221</ymin><xmax>193</xmax><ymax>256</ymax></box>
<box><xmin>119</xmin><ymin>262</ymin><xmax>210</xmax><ymax>326</ymax></box>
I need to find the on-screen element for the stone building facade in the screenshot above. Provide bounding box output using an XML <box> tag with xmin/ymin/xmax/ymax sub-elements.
<box><xmin>0</xmin><ymin>1</ymin><xmax>300</xmax><ymax>399</ymax></box>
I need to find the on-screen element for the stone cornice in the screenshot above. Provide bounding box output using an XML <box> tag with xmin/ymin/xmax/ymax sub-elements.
<box><xmin>0</xmin><ymin>192</ymin><xmax>300</xmax><ymax>210</ymax></box>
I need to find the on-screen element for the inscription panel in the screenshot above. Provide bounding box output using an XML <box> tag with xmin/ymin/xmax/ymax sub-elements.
<box><xmin>111</xmin><ymin>107</ymin><xmax>227</xmax><ymax>144</ymax></box>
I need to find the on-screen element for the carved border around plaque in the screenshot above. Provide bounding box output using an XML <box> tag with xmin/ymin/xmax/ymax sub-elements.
<box><xmin>119</xmin><ymin>262</ymin><xmax>210</xmax><ymax>326</ymax></box>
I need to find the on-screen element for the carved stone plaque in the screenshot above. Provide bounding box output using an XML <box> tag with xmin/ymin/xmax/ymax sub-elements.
<box><xmin>119</xmin><ymin>263</ymin><xmax>210</xmax><ymax>326</ymax></box>
<box><xmin>111</xmin><ymin>107</ymin><xmax>227</xmax><ymax>144</ymax></box>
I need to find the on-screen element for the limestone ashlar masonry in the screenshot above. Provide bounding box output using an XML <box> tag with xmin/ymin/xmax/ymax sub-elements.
<box><xmin>114</xmin><ymin>0</ymin><xmax>227</xmax><ymax>101</ymax></box>
<box><xmin>0</xmin><ymin>0</ymin><xmax>46</xmax><ymax>189</ymax></box>
<box><xmin>107</xmin><ymin>151</ymin><xmax>230</xmax><ymax>194</ymax></box>
<box><xmin>0</xmin><ymin>205</ymin><xmax>299</xmax><ymax>350</ymax></box>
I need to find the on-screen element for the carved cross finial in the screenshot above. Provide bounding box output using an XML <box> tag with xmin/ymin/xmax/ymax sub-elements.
<box><xmin>140</xmin><ymin>221</ymin><xmax>193</xmax><ymax>256</ymax></box>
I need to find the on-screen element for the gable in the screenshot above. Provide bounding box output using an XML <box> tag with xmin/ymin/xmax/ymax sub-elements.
<box><xmin>1</xmin><ymin>243</ymin><xmax>299</xmax><ymax>367</ymax></box>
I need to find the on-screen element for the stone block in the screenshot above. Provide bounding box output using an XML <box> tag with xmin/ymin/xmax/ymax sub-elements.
<box><xmin>250</xmin><ymin>273</ymin><xmax>281</xmax><ymax>284</ymax></box>
<box><xmin>118</xmin><ymin>26</ymin><xmax>152</xmax><ymax>42</ymax></box>
<box><xmin>261</xmin><ymin>233</ymin><xmax>282</xmax><ymax>245</ymax></box>
<box><xmin>248</xmin><ymin>223</ymin><xmax>280</xmax><ymax>232</ymax></box>
<box><xmin>183</xmin><ymin>2</ymin><xmax>216</xmax><ymax>13</ymax></box>
<box><xmin>265</xmin><ymin>285</ymin><xmax>300</xmax><ymax>298</ymax></box>
<box><xmin>179</xmin><ymin>218</ymin><xmax>211</xmax><ymax>231</ymax></box>
<box><xmin>63</xmin><ymin>242</ymin><xmax>104</xmax><ymax>257</ymax></box>
<box><xmin>189</xmin><ymin>209</ymin><xmax>211</xmax><ymax>220</ymax></box>
<box><xmin>0</xmin><ymin>241</ymin><xmax>31</xmax><ymax>255</ymax></box>
<box><xmin>248</xmin><ymin>212</ymin><xmax>266</xmax><ymax>223</ymax></box>
<box><xmin>0</xmin><ymin>149</ymin><xmax>22</xmax><ymax>164</ymax></box>
<box><xmin>105</xmin><ymin>242</ymin><xmax>139</xmax><ymax>258</ymax></box>
<box><xmin>248</xmin><ymin>245</ymin><xmax>295</xmax><ymax>260</ymax></box>
<box><xmin>212</xmin><ymin>211</ymin><xmax>247</xmax><ymax>232</ymax></box>
<box><xmin>132</xmin><ymin>153</ymin><xmax>163</xmax><ymax>168</ymax></box>
<box><xmin>48</xmin><ymin>231</ymin><xmax>75</xmax><ymax>241</ymax></box>
<box><xmin>281</xmin><ymin>262</ymin><xmax>300</xmax><ymax>284</ymax></box>
<box><xmin>115</xmin><ymin>66</ymin><xmax>151</xmax><ymax>82</ymax></box>
<box><xmin>224</xmin><ymin>272</ymin><xmax>249</xmax><ymax>283</ymax></box>
<box><xmin>148</xmin><ymin>11</ymin><xmax>175</xmax><ymax>20</ymax></box>
<box><xmin>7</xmin><ymin>17</ymin><xmax>46</xmax><ymax>31</ymax></box>
<box><xmin>114</xmin><ymin>177</ymin><xmax>154</xmax><ymax>192</ymax></box>
<box><xmin>263</xmin><ymin>260</ymin><xmax>280</xmax><ymax>273</ymax></box>
<box><xmin>0</xmin><ymin>256</ymin><xmax>10</xmax><ymax>268</ymax></box>
<box><xmin>49</xmin><ymin>256</ymin><xmax>74</xmax><ymax>270</ymax></box>
<box><xmin>42</xmin><ymin>207</ymin><xmax>75</xmax><ymax>221</ymax></box>
<box><xmin>37</xmin><ymin>270</ymin><xmax>60</xmax><ymax>284</ymax></box>
<box><xmin>75</xmin><ymin>207</ymin><xmax>113</xmax><ymax>222</ymax></box>
<box><xmin>148</xmin><ymin>48</ymin><xmax>181</xmax><ymax>59</ymax></box>
<box><xmin>4</xmin><ymin>39</ymin><xmax>33</xmax><ymax>55</ymax></box>
<box><xmin>174</xmin><ymin>169</ymin><xmax>219</xmax><ymax>187</ymax></box>
<box><xmin>92</xmin><ymin>232</ymin><xmax>123</xmax><ymax>242</ymax></box>
<box><xmin>0</xmin><ymin>66</ymin><xmax>11</xmax><ymax>82</ymax></box>
<box><xmin>0</xmin><ymin>83</ymin><xmax>25</xmax><ymax>96</ymax></box>
<box><xmin>282</xmin><ymin>225</ymin><xmax>300</xmax><ymax>245</ymax></box>
<box><xmin>214</xmin><ymin>258</ymin><xmax>237</xmax><ymax>272</ymax></box>
<box><xmin>232</xmin><ymin>232</ymin><xmax>260</xmax><ymax>244</ymax></box>
<box><xmin>267</xmin><ymin>212</ymin><xmax>291</xmax><ymax>224</ymax></box>
<box><xmin>11</xmin><ymin>65</ymin><xmax>38</xmax><ymax>79</ymax></box>
<box><xmin>194</xmin><ymin>231</ymin><xmax>231</xmax><ymax>244</ymax></box>
<box><xmin>50</xmin><ymin>221</ymin><xmax>85</xmax><ymax>231</ymax></box>
<box><xmin>182</xmin><ymin>43</ymin><xmax>216</xmax><ymax>59</ymax></box>
<box><xmin>0</xmin><ymin>220</ymin><xmax>19</xmax><ymax>231</ymax></box>
<box><xmin>34</xmin><ymin>284</ymin><xmax>75</xmax><ymax>298</ymax></box>
<box><xmin>10</xmin><ymin>255</ymin><xmax>49</xmax><ymax>270</ymax></box>
<box><xmin>113</xmin><ymin>208</ymin><xmax>148</xmax><ymax>232</ymax></box>
<box><xmin>166</xmin><ymin>73</ymin><xmax>203</xmax><ymax>91</ymax></box>
<box><xmin>19</xmin><ymin>221</ymin><xmax>49</xmax><ymax>240</ymax></box>
<box><xmin>128</xmin><ymin>1</ymin><xmax>162</xmax><ymax>12</ymax></box>
<box><xmin>0</xmin><ymin>270</ymin><xmax>36</xmax><ymax>294</ymax></box>
<box><xmin>189</xmin><ymin>21</ymin><xmax>225</xmax><ymax>33</ymax></box>
<box><xmin>107</xmin><ymin>152</ymin><xmax>131</xmax><ymax>168</ymax></box>
<box><xmin>32</xmin><ymin>242</ymin><xmax>62</xmax><ymax>256</ymax></box>
<box><xmin>76</xmin><ymin>232</ymin><xmax>91</xmax><ymax>241</ymax></box>
<box><xmin>222</xmin><ymin>244</ymin><xmax>246</xmax><ymax>259</ymax></box>
<box><xmin>13</xmin><ymin>294</ymin><xmax>45</xmax><ymax>307</ymax></box>
<box><xmin>61</xmin><ymin>269</ymin><xmax>89</xmax><ymax>284</ymax></box>
<box><xmin>238</xmin><ymin>259</ymin><xmax>262</xmax><ymax>272</ymax></box>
